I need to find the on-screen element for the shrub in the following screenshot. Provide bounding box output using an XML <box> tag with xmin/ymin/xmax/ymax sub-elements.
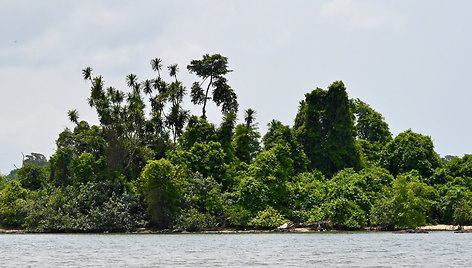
<box><xmin>139</xmin><ymin>159</ymin><xmax>184</xmax><ymax>229</ymax></box>
<box><xmin>249</xmin><ymin>207</ymin><xmax>288</xmax><ymax>228</ymax></box>
<box><xmin>174</xmin><ymin>208</ymin><xmax>217</xmax><ymax>231</ymax></box>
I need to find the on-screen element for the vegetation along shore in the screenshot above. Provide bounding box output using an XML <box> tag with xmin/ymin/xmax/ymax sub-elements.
<box><xmin>1</xmin><ymin>54</ymin><xmax>472</xmax><ymax>233</ymax></box>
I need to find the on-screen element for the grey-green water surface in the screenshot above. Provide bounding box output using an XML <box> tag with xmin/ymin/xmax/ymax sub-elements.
<box><xmin>1</xmin><ymin>232</ymin><xmax>471</xmax><ymax>267</ymax></box>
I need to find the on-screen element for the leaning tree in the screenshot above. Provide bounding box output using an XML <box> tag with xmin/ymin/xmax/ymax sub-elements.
<box><xmin>187</xmin><ymin>54</ymin><xmax>238</xmax><ymax>119</ymax></box>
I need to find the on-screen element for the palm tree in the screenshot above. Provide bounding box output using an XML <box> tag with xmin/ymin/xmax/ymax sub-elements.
<box><xmin>151</xmin><ymin>58</ymin><xmax>163</xmax><ymax>77</ymax></box>
<box><xmin>166</xmin><ymin>103</ymin><xmax>189</xmax><ymax>146</ymax></box>
<box><xmin>132</xmin><ymin>81</ymin><xmax>141</xmax><ymax>95</ymax></box>
<box><xmin>153</xmin><ymin>77</ymin><xmax>167</xmax><ymax>94</ymax></box>
<box><xmin>68</xmin><ymin>109</ymin><xmax>79</xmax><ymax>124</ymax></box>
<box><xmin>126</xmin><ymin>74</ymin><xmax>138</xmax><ymax>88</ymax></box>
<box><xmin>168</xmin><ymin>64</ymin><xmax>179</xmax><ymax>82</ymax></box>
<box><xmin>82</xmin><ymin>67</ymin><xmax>93</xmax><ymax>82</ymax></box>
<box><xmin>245</xmin><ymin>108</ymin><xmax>256</xmax><ymax>128</ymax></box>
<box><xmin>143</xmin><ymin>79</ymin><xmax>153</xmax><ymax>95</ymax></box>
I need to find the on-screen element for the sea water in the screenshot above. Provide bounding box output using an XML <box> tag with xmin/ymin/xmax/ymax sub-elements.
<box><xmin>1</xmin><ymin>232</ymin><xmax>471</xmax><ymax>267</ymax></box>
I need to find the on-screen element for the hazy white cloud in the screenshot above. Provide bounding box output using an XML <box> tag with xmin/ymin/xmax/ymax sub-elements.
<box><xmin>320</xmin><ymin>0</ymin><xmax>405</xmax><ymax>30</ymax></box>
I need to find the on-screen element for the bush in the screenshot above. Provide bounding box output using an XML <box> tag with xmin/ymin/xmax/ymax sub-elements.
<box><xmin>174</xmin><ymin>208</ymin><xmax>218</xmax><ymax>231</ymax></box>
<box><xmin>182</xmin><ymin>172</ymin><xmax>223</xmax><ymax>215</ymax></box>
<box><xmin>139</xmin><ymin>159</ymin><xmax>184</xmax><ymax>229</ymax></box>
<box><xmin>0</xmin><ymin>175</ymin><xmax>6</xmax><ymax>190</ymax></box>
<box><xmin>453</xmin><ymin>199</ymin><xmax>472</xmax><ymax>227</ymax></box>
<box><xmin>371</xmin><ymin>173</ymin><xmax>434</xmax><ymax>229</ymax></box>
<box><xmin>249</xmin><ymin>207</ymin><xmax>288</xmax><ymax>228</ymax></box>
<box><xmin>325</xmin><ymin>198</ymin><xmax>367</xmax><ymax>228</ymax></box>
<box><xmin>224</xmin><ymin>205</ymin><xmax>252</xmax><ymax>226</ymax></box>
<box><xmin>0</xmin><ymin>181</ymin><xmax>28</xmax><ymax>227</ymax></box>
<box><xmin>24</xmin><ymin>181</ymin><xmax>147</xmax><ymax>232</ymax></box>
<box><xmin>16</xmin><ymin>163</ymin><xmax>47</xmax><ymax>190</ymax></box>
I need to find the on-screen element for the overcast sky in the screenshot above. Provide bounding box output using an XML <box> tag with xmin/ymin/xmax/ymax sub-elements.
<box><xmin>1</xmin><ymin>0</ymin><xmax>471</xmax><ymax>174</ymax></box>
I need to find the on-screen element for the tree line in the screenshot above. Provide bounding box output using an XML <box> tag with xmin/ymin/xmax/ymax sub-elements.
<box><xmin>1</xmin><ymin>54</ymin><xmax>471</xmax><ymax>232</ymax></box>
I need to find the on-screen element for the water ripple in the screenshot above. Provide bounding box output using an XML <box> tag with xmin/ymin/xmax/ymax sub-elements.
<box><xmin>1</xmin><ymin>232</ymin><xmax>472</xmax><ymax>267</ymax></box>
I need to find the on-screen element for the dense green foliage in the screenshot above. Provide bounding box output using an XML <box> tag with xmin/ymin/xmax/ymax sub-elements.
<box><xmin>2</xmin><ymin>55</ymin><xmax>470</xmax><ymax>232</ymax></box>
<box><xmin>294</xmin><ymin>82</ymin><xmax>362</xmax><ymax>177</ymax></box>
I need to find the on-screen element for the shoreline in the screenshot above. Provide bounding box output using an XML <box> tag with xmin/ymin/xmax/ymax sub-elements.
<box><xmin>2</xmin><ymin>224</ymin><xmax>472</xmax><ymax>234</ymax></box>
<box><xmin>418</xmin><ymin>224</ymin><xmax>472</xmax><ymax>231</ymax></box>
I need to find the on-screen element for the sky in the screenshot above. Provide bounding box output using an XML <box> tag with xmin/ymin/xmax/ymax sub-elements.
<box><xmin>1</xmin><ymin>0</ymin><xmax>471</xmax><ymax>174</ymax></box>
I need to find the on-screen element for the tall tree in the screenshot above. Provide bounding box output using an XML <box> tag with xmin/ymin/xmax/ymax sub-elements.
<box><xmin>164</xmin><ymin>64</ymin><xmax>188</xmax><ymax>146</ymax></box>
<box><xmin>23</xmin><ymin>153</ymin><xmax>49</xmax><ymax>167</ymax></box>
<box><xmin>167</xmin><ymin>64</ymin><xmax>179</xmax><ymax>82</ymax></box>
<box><xmin>79</xmin><ymin>64</ymin><xmax>158</xmax><ymax>179</ymax></box>
<box><xmin>294</xmin><ymin>88</ymin><xmax>328</xmax><ymax>173</ymax></box>
<box><xmin>217</xmin><ymin>112</ymin><xmax>237</xmax><ymax>163</ymax></box>
<box><xmin>351</xmin><ymin>99</ymin><xmax>392</xmax><ymax>163</ymax></box>
<box><xmin>324</xmin><ymin>81</ymin><xmax>362</xmax><ymax>175</ymax></box>
<box><xmin>294</xmin><ymin>81</ymin><xmax>362</xmax><ymax>176</ymax></box>
<box><xmin>67</xmin><ymin>109</ymin><xmax>79</xmax><ymax>125</ymax></box>
<box><xmin>233</xmin><ymin>109</ymin><xmax>261</xmax><ymax>164</ymax></box>
<box><xmin>151</xmin><ymin>58</ymin><xmax>163</xmax><ymax>77</ymax></box>
<box><xmin>187</xmin><ymin>54</ymin><xmax>238</xmax><ymax>118</ymax></box>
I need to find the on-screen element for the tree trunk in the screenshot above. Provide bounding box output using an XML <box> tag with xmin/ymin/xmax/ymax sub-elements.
<box><xmin>202</xmin><ymin>76</ymin><xmax>213</xmax><ymax>119</ymax></box>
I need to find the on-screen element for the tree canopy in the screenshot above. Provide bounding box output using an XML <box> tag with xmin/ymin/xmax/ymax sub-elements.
<box><xmin>294</xmin><ymin>81</ymin><xmax>362</xmax><ymax>176</ymax></box>
<box><xmin>187</xmin><ymin>54</ymin><xmax>238</xmax><ymax>119</ymax></box>
<box><xmin>1</xmin><ymin>54</ymin><xmax>465</xmax><ymax>233</ymax></box>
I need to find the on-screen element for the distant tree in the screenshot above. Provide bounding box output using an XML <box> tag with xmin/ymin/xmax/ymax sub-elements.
<box><xmin>67</xmin><ymin>109</ymin><xmax>79</xmax><ymax>125</ymax></box>
<box><xmin>217</xmin><ymin>112</ymin><xmax>237</xmax><ymax>163</ymax></box>
<box><xmin>142</xmin><ymin>79</ymin><xmax>153</xmax><ymax>95</ymax></box>
<box><xmin>181</xmin><ymin>172</ymin><xmax>223</xmax><ymax>215</ymax></box>
<box><xmin>79</xmin><ymin>58</ymin><xmax>193</xmax><ymax>180</ymax></box>
<box><xmin>233</xmin><ymin>109</ymin><xmax>261</xmax><ymax>164</ymax></box>
<box><xmin>294</xmin><ymin>88</ymin><xmax>326</xmax><ymax>172</ymax></box>
<box><xmin>6</xmin><ymin>169</ymin><xmax>18</xmax><ymax>182</ymax></box>
<box><xmin>0</xmin><ymin>180</ymin><xmax>28</xmax><ymax>227</ymax></box>
<box><xmin>168</xmin><ymin>141</ymin><xmax>230</xmax><ymax>188</ymax></box>
<box><xmin>16</xmin><ymin>163</ymin><xmax>47</xmax><ymax>191</ymax></box>
<box><xmin>0</xmin><ymin>175</ymin><xmax>7</xmax><ymax>190</ymax></box>
<box><xmin>453</xmin><ymin>199</ymin><xmax>472</xmax><ymax>229</ymax></box>
<box><xmin>179</xmin><ymin>116</ymin><xmax>217</xmax><ymax>150</ymax></box>
<box><xmin>151</xmin><ymin>58</ymin><xmax>163</xmax><ymax>77</ymax></box>
<box><xmin>324</xmin><ymin>81</ymin><xmax>363</xmax><ymax>175</ymax></box>
<box><xmin>446</xmin><ymin>154</ymin><xmax>472</xmax><ymax>178</ymax></box>
<box><xmin>286</xmin><ymin>171</ymin><xmax>326</xmax><ymax>223</ymax></box>
<box><xmin>351</xmin><ymin>99</ymin><xmax>392</xmax><ymax>163</ymax></box>
<box><xmin>167</xmin><ymin>64</ymin><xmax>179</xmax><ymax>81</ymax></box>
<box><xmin>294</xmin><ymin>81</ymin><xmax>362</xmax><ymax>176</ymax></box>
<box><xmin>263</xmin><ymin>120</ymin><xmax>309</xmax><ymax>174</ymax></box>
<box><xmin>244</xmin><ymin>108</ymin><xmax>256</xmax><ymax>129</ymax></box>
<box><xmin>238</xmin><ymin>144</ymin><xmax>293</xmax><ymax>213</ymax></box>
<box><xmin>380</xmin><ymin>129</ymin><xmax>441</xmax><ymax>177</ymax></box>
<box><xmin>23</xmin><ymin>153</ymin><xmax>49</xmax><ymax>167</ymax></box>
<box><xmin>434</xmin><ymin>179</ymin><xmax>472</xmax><ymax>224</ymax></box>
<box><xmin>187</xmin><ymin>54</ymin><xmax>238</xmax><ymax>118</ymax></box>
<box><xmin>351</xmin><ymin>99</ymin><xmax>392</xmax><ymax>145</ymax></box>
<box><xmin>441</xmin><ymin>155</ymin><xmax>458</xmax><ymax>163</ymax></box>
<box><xmin>72</xmin><ymin>152</ymin><xmax>97</xmax><ymax>185</ymax></box>
<box><xmin>49</xmin><ymin>120</ymin><xmax>109</xmax><ymax>186</ymax></box>
<box><xmin>323</xmin><ymin>169</ymin><xmax>369</xmax><ymax>228</ymax></box>
<box><xmin>164</xmin><ymin>65</ymin><xmax>189</xmax><ymax>146</ymax></box>
<box><xmin>49</xmin><ymin>147</ymin><xmax>74</xmax><ymax>187</ymax></box>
